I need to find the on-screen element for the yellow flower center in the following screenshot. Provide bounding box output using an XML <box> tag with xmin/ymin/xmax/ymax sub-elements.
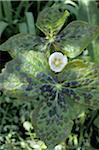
<box><xmin>49</xmin><ymin>52</ymin><xmax>68</xmax><ymax>73</ymax></box>
<box><xmin>53</xmin><ymin>58</ymin><xmax>63</xmax><ymax>67</ymax></box>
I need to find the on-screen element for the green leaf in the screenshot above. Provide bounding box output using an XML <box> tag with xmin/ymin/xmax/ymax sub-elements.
<box><xmin>77</xmin><ymin>0</ymin><xmax>99</xmax><ymax>61</ymax></box>
<box><xmin>33</xmin><ymin>106</ymin><xmax>73</xmax><ymax>149</ymax></box>
<box><xmin>36</xmin><ymin>4</ymin><xmax>69</xmax><ymax>38</ymax></box>
<box><xmin>94</xmin><ymin>116</ymin><xmax>99</xmax><ymax>128</ymax></box>
<box><xmin>0</xmin><ymin>33</ymin><xmax>47</xmax><ymax>57</ymax></box>
<box><xmin>77</xmin><ymin>0</ymin><xmax>99</xmax><ymax>25</ymax></box>
<box><xmin>58</xmin><ymin>60</ymin><xmax>99</xmax><ymax>109</ymax></box>
<box><xmin>25</xmin><ymin>12</ymin><xmax>36</xmax><ymax>35</ymax></box>
<box><xmin>18</xmin><ymin>22</ymin><xmax>28</xmax><ymax>33</ymax></box>
<box><xmin>0</xmin><ymin>51</ymin><xmax>49</xmax><ymax>99</ymax></box>
<box><xmin>32</xmin><ymin>89</ymin><xmax>85</xmax><ymax>149</ymax></box>
<box><xmin>0</xmin><ymin>21</ymin><xmax>8</xmax><ymax>37</ymax></box>
<box><xmin>93</xmin><ymin>39</ymin><xmax>99</xmax><ymax>63</ymax></box>
<box><xmin>2</xmin><ymin>0</ymin><xmax>12</xmax><ymax>23</ymax></box>
<box><xmin>54</xmin><ymin>21</ymin><xmax>99</xmax><ymax>58</ymax></box>
<box><xmin>0</xmin><ymin>1</ymin><xmax>3</xmax><ymax>20</ymax></box>
<box><xmin>0</xmin><ymin>52</ymin><xmax>98</xmax><ymax>148</ymax></box>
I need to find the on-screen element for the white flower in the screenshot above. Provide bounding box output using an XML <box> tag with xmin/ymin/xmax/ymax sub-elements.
<box><xmin>49</xmin><ymin>52</ymin><xmax>68</xmax><ymax>73</ymax></box>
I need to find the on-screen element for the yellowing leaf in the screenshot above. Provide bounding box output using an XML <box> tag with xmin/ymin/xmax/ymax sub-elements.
<box><xmin>0</xmin><ymin>33</ymin><xmax>47</xmax><ymax>57</ymax></box>
<box><xmin>0</xmin><ymin>51</ymin><xmax>49</xmax><ymax>99</ymax></box>
<box><xmin>36</xmin><ymin>4</ymin><xmax>69</xmax><ymax>38</ymax></box>
<box><xmin>54</xmin><ymin>21</ymin><xmax>99</xmax><ymax>58</ymax></box>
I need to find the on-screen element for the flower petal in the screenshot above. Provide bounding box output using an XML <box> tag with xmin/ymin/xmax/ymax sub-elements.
<box><xmin>49</xmin><ymin>52</ymin><xmax>68</xmax><ymax>73</ymax></box>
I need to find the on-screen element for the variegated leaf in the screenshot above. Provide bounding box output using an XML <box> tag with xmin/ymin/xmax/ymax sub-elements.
<box><xmin>0</xmin><ymin>33</ymin><xmax>47</xmax><ymax>57</ymax></box>
<box><xmin>32</xmin><ymin>86</ymin><xmax>85</xmax><ymax>149</ymax></box>
<box><xmin>0</xmin><ymin>51</ymin><xmax>49</xmax><ymax>102</ymax></box>
<box><xmin>54</xmin><ymin>21</ymin><xmax>99</xmax><ymax>58</ymax></box>
<box><xmin>58</xmin><ymin>60</ymin><xmax>99</xmax><ymax>109</ymax></box>
<box><xmin>36</xmin><ymin>4</ymin><xmax>69</xmax><ymax>38</ymax></box>
<box><xmin>0</xmin><ymin>51</ymin><xmax>99</xmax><ymax>149</ymax></box>
<box><xmin>31</xmin><ymin>59</ymin><xmax>99</xmax><ymax>149</ymax></box>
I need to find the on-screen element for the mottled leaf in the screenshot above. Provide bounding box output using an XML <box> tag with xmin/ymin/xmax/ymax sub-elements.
<box><xmin>0</xmin><ymin>48</ymin><xmax>99</xmax><ymax>149</ymax></box>
<box><xmin>32</xmin><ymin>86</ymin><xmax>85</xmax><ymax>149</ymax></box>
<box><xmin>0</xmin><ymin>33</ymin><xmax>47</xmax><ymax>57</ymax></box>
<box><xmin>0</xmin><ymin>51</ymin><xmax>49</xmax><ymax>100</ymax></box>
<box><xmin>58</xmin><ymin>60</ymin><xmax>99</xmax><ymax>109</ymax></box>
<box><xmin>36</xmin><ymin>4</ymin><xmax>69</xmax><ymax>38</ymax></box>
<box><xmin>54</xmin><ymin>21</ymin><xmax>99</xmax><ymax>58</ymax></box>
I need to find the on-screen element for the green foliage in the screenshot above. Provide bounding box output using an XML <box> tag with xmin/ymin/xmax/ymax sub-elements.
<box><xmin>0</xmin><ymin>1</ymin><xmax>99</xmax><ymax>150</ymax></box>
<box><xmin>25</xmin><ymin>12</ymin><xmax>36</xmax><ymax>35</ymax></box>
<box><xmin>0</xmin><ymin>94</ymin><xmax>46</xmax><ymax>150</ymax></box>
<box><xmin>0</xmin><ymin>34</ymin><xmax>47</xmax><ymax>57</ymax></box>
<box><xmin>94</xmin><ymin>116</ymin><xmax>99</xmax><ymax>128</ymax></box>
<box><xmin>58</xmin><ymin>60</ymin><xmax>99</xmax><ymax>109</ymax></box>
<box><xmin>66</xmin><ymin>0</ymin><xmax>99</xmax><ymax>63</ymax></box>
<box><xmin>0</xmin><ymin>50</ymin><xmax>49</xmax><ymax>101</ymax></box>
<box><xmin>54</xmin><ymin>21</ymin><xmax>99</xmax><ymax>58</ymax></box>
<box><xmin>0</xmin><ymin>94</ymin><xmax>98</xmax><ymax>150</ymax></box>
<box><xmin>77</xmin><ymin>0</ymin><xmax>99</xmax><ymax>63</ymax></box>
<box><xmin>0</xmin><ymin>21</ymin><xmax>8</xmax><ymax>37</ymax></box>
<box><xmin>77</xmin><ymin>0</ymin><xmax>99</xmax><ymax>24</ymax></box>
<box><xmin>36</xmin><ymin>4</ymin><xmax>69</xmax><ymax>39</ymax></box>
<box><xmin>0</xmin><ymin>1</ymin><xmax>35</xmax><ymax>38</ymax></box>
<box><xmin>1</xmin><ymin>21</ymin><xmax>99</xmax><ymax>59</ymax></box>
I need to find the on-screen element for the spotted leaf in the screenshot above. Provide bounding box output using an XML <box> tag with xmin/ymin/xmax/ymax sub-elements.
<box><xmin>32</xmin><ymin>86</ymin><xmax>85</xmax><ymax>149</ymax></box>
<box><xmin>58</xmin><ymin>60</ymin><xmax>99</xmax><ymax>109</ymax></box>
<box><xmin>54</xmin><ymin>21</ymin><xmax>99</xmax><ymax>58</ymax></box>
<box><xmin>0</xmin><ymin>51</ymin><xmax>49</xmax><ymax>101</ymax></box>
<box><xmin>0</xmin><ymin>33</ymin><xmax>47</xmax><ymax>57</ymax></box>
<box><xmin>36</xmin><ymin>4</ymin><xmax>69</xmax><ymax>38</ymax></box>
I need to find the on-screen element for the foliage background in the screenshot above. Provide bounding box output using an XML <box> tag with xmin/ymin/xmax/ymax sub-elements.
<box><xmin>0</xmin><ymin>0</ymin><xmax>99</xmax><ymax>150</ymax></box>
